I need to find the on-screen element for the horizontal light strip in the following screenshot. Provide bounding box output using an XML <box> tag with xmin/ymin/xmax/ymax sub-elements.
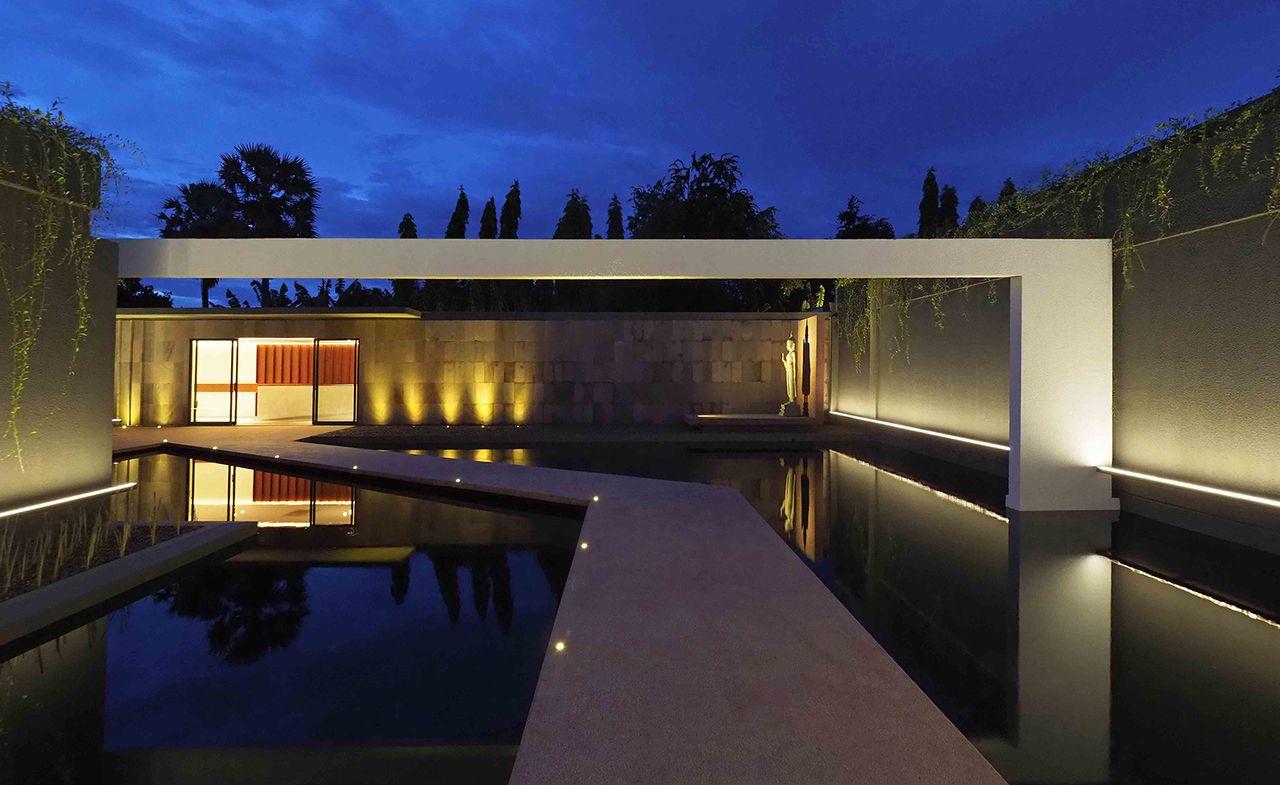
<box><xmin>256</xmin><ymin>521</ymin><xmax>312</xmax><ymax>528</ymax></box>
<box><xmin>0</xmin><ymin>482</ymin><xmax>138</xmax><ymax>520</ymax></box>
<box><xmin>834</xmin><ymin>452</ymin><xmax>1008</xmax><ymax>522</ymax></box>
<box><xmin>1103</xmin><ymin>554</ymin><xmax>1280</xmax><ymax>632</ymax></box>
<box><xmin>1098</xmin><ymin>466</ymin><xmax>1280</xmax><ymax>511</ymax></box>
<box><xmin>829</xmin><ymin>410</ymin><xmax>1011</xmax><ymax>452</ymax></box>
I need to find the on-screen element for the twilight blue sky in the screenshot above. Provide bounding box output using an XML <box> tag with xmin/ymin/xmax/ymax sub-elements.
<box><xmin>4</xmin><ymin>0</ymin><xmax>1277</xmax><ymax>305</ymax></box>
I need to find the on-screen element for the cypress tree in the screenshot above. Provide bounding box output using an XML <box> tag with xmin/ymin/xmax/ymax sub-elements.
<box><xmin>552</xmin><ymin>189</ymin><xmax>593</xmax><ymax>239</ymax></box>
<box><xmin>967</xmin><ymin>195</ymin><xmax>988</xmax><ymax>221</ymax></box>
<box><xmin>918</xmin><ymin>167</ymin><xmax>940</xmax><ymax>238</ymax></box>
<box><xmin>997</xmin><ymin>177</ymin><xmax>1018</xmax><ymax>205</ymax></box>
<box><xmin>393</xmin><ymin>213</ymin><xmax>420</xmax><ymax>305</ymax></box>
<box><xmin>478</xmin><ymin>197</ymin><xmax>498</xmax><ymax>238</ymax></box>
<box><xmin>445</xmin><ymin>186</ymin><xmax>469</xmax><ymax>238</ymax></box>
<box><xmin>938</xmin><ymin>185</ymin><xmax>959</xmax><ymax>233</ymax></box>
<box><xmin>498</xmin><ymin>179</ymin><xmax>521</xmax><ymax>238</ymax></box>
<box><xmin>606</xmin><ymin>194</ymin><xmax>625</xmax><ymax>239</ymax></box>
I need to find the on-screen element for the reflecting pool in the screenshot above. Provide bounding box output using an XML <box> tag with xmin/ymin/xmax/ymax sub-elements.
<box><xmin>0</xmin><ymin>454</ymin><xmax>579</xmax><ymax>785</ymax></box>
<box><xmin>407</xmin><ymin>443</ymin><xmax>1280</xmax><ymax>784</ymax></box>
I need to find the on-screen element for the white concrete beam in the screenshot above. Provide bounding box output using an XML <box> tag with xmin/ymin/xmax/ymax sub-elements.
<box><xmin>112</xmin><ymin>237</ymin><xmax>1117</xmax><ymax>512</ymax></box>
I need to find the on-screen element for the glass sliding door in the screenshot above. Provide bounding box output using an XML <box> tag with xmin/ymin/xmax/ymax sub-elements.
<box><xmin>313</xmin><ymin>339</ymin><xmax>358</xmax><ymax>424</ymax></box>
<box><xmin>189</xmin><ymin>339</ymin><xmax>238</xmax><ymax>424</ymax></box>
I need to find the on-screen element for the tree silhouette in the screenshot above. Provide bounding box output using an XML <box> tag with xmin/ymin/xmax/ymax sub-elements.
<box><xmin>606</xmin><ymin>194</ymin><xmax>625</xmax><ymax>239</ymax></box>
<box><xmin>498</xmin><ymin>180</ymin><xmax>521</xmax><ymax>239</ymax></box>
<box><xmin>939</xmin><ymin>184</ymin><xmax>960</xmax><ymax>234</ymax></box>
<box><xmin>625</xmin><ymin>152</ymin><xmax>782</xmax><ymax>310</ymax></box>
<box><xmin>429</xmin><ymin>549</ymin><xmax>462</xmax><ymax>626</ymax></box>
<box><xmin>156</xmin><ymin>180</ymin><xmax>245</xmax><ymax>306</ymax></box>
<box><xmin>834</xmin><ymin>195</ymin><xmax>895</xmax><ymax>238</ymax></box>
<box><xmin>552</xmin><ymin>189</ymin><xmax>593</xmax><ymax>239</ymax></box>
<box><xmin>154</xmin><ymin>566</ymin><xmax>311</xmax><ymax>664</ymax></box>
<box><xmin>478</xmin><ymin>197</ymin><xmax>498</xmax><ymax>238</ymax></box>
<box><xmin>117</xmin><ymin>278</ymin><xmax>174</xmax><ymax>307</ymax></box>
<box><xmin>918</xmin><ymin>167</ymin><xmax>940</xmax><ymax>238</ymax></box>
<box><xmin>217</xmin><ymin>144</ymin><xmax>319</xmax><ymax>295</ymax></box>
<box><xmin>967</xmin><ymin>195</ymin><xmax>988</xmax><ymax>223</ymax></box>
<box><xmin>445</xmin><ymin>186</ymin><xmax>469</xmax><ymax>238</ymax></box>
<box><xmin>393</xmin><ymin>214</ymin><xmax>421</xmax><ymax>305</ymax></box>
<box><xmin>390</xmin><ymin>561</ymin><xmax>410</xmax><ymax>605</ymax></box>
<box><xmin>628</xmin><ymin>152</ymin><xmax>780</xmax><ymax>240</ymax></box>
<box><xmin>997</xmin><ymin>177</ymin><xmax>1018</xmax><ymax>205</ymax></box>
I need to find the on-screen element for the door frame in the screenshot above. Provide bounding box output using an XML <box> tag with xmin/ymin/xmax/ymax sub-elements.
<box><xmin>311</xmin><ymin>338</ymin><xmax>360</xmax><ymax>426</ymax></box>
<box><xmin>188</xmin><ymin>338</ymin><xmax>239</xmax><ymax>425</ymax></box>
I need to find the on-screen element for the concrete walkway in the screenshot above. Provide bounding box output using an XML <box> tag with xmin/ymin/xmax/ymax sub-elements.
<box><xmin>113</xmin><ymin>426</ymin><xmax>1005</xmax><ymax>785</ymax></box>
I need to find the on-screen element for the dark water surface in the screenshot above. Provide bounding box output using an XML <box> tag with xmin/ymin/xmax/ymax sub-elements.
<box><xmin>0</xmin><ymin>454</ymin><xmax>579</xmax><ymax>785</ymax></box>
<box><xmin>407</xmin><ymin>443</ymin><xmax>1280</xmax><ymax>784</ymax></box>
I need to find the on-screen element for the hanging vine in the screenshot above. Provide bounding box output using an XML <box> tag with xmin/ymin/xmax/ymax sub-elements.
<box><xmin>834</xmin><ymin>84</ymin><xmax>1280</xmax><ymax>368</ymax></box>
<box><xmin>0</xmin><ymin>84</ymin><xmax>122</xmax><ymax>469</ymax></box>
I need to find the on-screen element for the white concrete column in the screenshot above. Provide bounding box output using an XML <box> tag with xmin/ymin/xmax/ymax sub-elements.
<box><xmin>1007</xmin><ymin>271</ymin><xmax>1117</xmax><ymax>511</ymax></box>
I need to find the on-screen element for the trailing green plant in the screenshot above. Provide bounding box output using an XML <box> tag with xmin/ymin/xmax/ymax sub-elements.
<box><xmin>0</xmin><ymin>83</ymin><xmax>123</xmax><ymax>468</ymax></box>
<box><xmin>834</xmin><ymin>85</ymin><xmax>1280</xmax><ymax>367</ymax></box>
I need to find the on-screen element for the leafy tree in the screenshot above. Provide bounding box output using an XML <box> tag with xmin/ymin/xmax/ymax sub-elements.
<box><xmin>998</xmin><ymin>177</ymin><xmax>1018</xmax><ymax>205</ymax></box>
<box><xmin>834</xmin><ymin>195</ymin><xmax>895</xmax><ymax>238</ymax></box>
<box><xmin>628</xmin><ymin>152</ymin><xmax>781</xmax><ymax>239</ymax></box>
<box><xmin>606</xmin><ymin>194</ymin><xmax>625</xmax><ymax>238</ymax></box>
<box><xmin>251</xmin><ymin>280</ymin><xmax>292</xmax><ymax>307</ymax></box>
<box><xmin>967</xmin><ymin>195</ymin><xmax>988</xmax><ymax>222</ymax></box>
<box><xmin>552</xmin><ymin>189</ymin><xmax>593</xmax><ymax>238</ymax></box>
<box><xmin>156</xmin><ymin>181</ymin><xmax>246</xmax><ymax>306</ymax></box>
<box><xmin>333</xmin><ymin>279</ymin><xmax>394</xmax><ymax>306</ymax></box>
<box><xmin>397</xmin><ymin>213</ymin><xmax>417</xmax><ymax>238</ymax></box>
<box><xmin>478</xmin><ymin>197</ymin><xmax>498</xmax><ymax>238</ymax></box>
<box><xmin>292</xmin><ymin>279</ymin><xmax>334</xmax><ymax>307</ymax></box>
<box><xmin>498</xmin><ymin>180</ymin><xmax>521</xmax><ymax>239</ymax></box>
<box><xmin>117</xmin><ymin>278</ymin><xmax>174</xmax><ymax>308</ymax></box>
<box><xmin>217</xmin><ymin>143</ymin><xmax>319</xmax><ymax>295</ymax></box>
<box><xmin>445</xmin><ymin>186</ymin><xmax>469</xmax><ymax>238</ymax></box>
<box><xmin>624</xmin><ymin>152</ymin><xmax>782</xmax><ymax>310</ymax></box>
<box><xmin>939</xmin><ymin>184</ymin><xmax>960</xmax><ymax>233</ymax></box>
<box><xmin>918</xmin><ymin>167</ymin><xmax>940</xmax><ymax>238</ymax></box>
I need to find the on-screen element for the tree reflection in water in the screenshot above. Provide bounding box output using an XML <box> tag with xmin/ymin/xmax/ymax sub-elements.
<box><xmin>426</xmin><ymin>548</ymin><xmax>528</xmax><ymax>633</ymax></box>
<box><xmin>153</xmin><ymin>566</ymin><xmax>310</xmax><ymax>664</ymax></box>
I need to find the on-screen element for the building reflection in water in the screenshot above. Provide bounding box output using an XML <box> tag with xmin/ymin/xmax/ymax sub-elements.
<box><xmin>101</xmin><ymin>454</ymin><xmax>579</xmax><ymax>663</ymax></box>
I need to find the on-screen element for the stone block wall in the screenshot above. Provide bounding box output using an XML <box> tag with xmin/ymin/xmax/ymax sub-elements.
<box><xmin>116</xmin><ymin>312</ymin><xmax>820</xmax><ymax>426</ymax></box>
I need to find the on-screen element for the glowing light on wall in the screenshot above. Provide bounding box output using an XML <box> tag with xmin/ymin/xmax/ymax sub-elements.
<box><xmin>829</xmin><ymin>410</ymin><xmax>1011</xmax><ymax>452</ymax></box>
<box><xmin>440</xmin><ymin>387</ymin><xmax>462</xmax><ymax>424</ymax></box>
<box><xmin>1097</xmin><ymin>466</ymin><xmax>1280</xmax><ymax>510</ymax></box>
<box><xmin>0</xmin><ymin>482</ymin><xmax>137</xmax><ymax>519</ymax></box>
<box><xmin>1102</xmin><ymin>554</ymin><xmax>1280</xmax><ymax>631</ymax></box>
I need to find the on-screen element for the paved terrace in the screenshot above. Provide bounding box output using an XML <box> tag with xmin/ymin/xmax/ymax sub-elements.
<box><xmin>113</xmin><ymin>425</ymin><xmax>1004</xmax><ymax>785</ymax></box>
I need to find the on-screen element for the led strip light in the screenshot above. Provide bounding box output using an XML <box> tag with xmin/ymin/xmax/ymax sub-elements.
<box><xmin>829</xmin><ymin>410</ymin><xmax>1011</xmax><ymax>452</ymax></box>
<box><xmin>1097</xmin><ymin>466</ymin><xmax>1280</xmax><ymax>511</ymax></box>
<box><xmin>835</xmin><ymin>452</ymin><xmax>1008</xmax><ymax>522</ymax></box>
<box><xmin>1102</xmin><ymin>554</ymin><xmax>1280</xmax><ymax>632</ymax></box>
<box><xmin>0</xmin><ymin>482</ymin><xmax>138</xmax><ymax>519</ymax></box>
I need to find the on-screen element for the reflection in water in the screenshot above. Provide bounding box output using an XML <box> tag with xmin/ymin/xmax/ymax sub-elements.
<box><xmin>153</xmin><ymin>566</ymin><xmax>311</xmax><ymax>664</ymax></box>
<box><xmin>1</xmin><ymin>455</ymin><xmax>581</xmax><ymax>783</ymax></box>
<box><xmin>406</xmin><ymin>443</ymin><xmax>1280</xmax><ymax>785</ymax></box>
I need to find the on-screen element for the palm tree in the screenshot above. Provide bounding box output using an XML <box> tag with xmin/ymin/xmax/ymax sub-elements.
<box><xmin>156</xmin><ymin>181</ymin><xmax>245</xmax><ymax>306</ymax></box>
<box><xmin>217</xmin><ymin>143</ymin><xmax>319</xmax><ymax>293</ymax></box>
